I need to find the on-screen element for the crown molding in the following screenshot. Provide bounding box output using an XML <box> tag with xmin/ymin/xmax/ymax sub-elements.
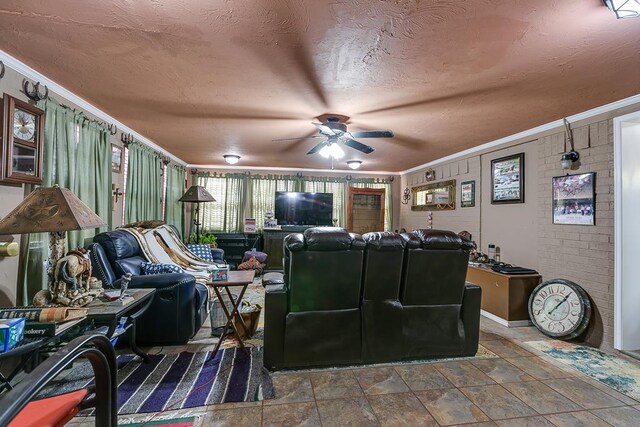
<box><xmin>0</xmin><ymin>49</ymin><xmax>187</xmax><ymax>166</ymax></box>
<box><xmin>400</xmin><ymin>93</ymin><xmax>640</xmax><ymax>175</ymax></box>
<box><xmin>186</xmin><ymin>163</ymin><xmax>398</xmax><ymax>176</ymax></box>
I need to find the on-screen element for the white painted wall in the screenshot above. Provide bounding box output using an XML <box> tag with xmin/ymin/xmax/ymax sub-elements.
<box><xmin>616</xmin><ymin>118</ymin><xmax>640</xmax><ymax>351</ymax></box>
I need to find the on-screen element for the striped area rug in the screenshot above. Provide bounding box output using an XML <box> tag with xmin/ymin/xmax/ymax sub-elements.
<box><xmin>41</xmin><ymin>346</ymin><xmax>274</xmax><ymax>415</ymax></box>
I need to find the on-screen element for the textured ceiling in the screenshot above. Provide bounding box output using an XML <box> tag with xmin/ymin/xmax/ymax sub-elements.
<box><xmin>0</xmin><ymin>0</ymin><xmax>639</xmax><ymax>172</ymax></box>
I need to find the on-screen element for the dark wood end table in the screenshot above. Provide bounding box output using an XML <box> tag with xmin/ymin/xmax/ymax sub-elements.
<box><xmin>85</xmin><ymin>288</ymin><xmax>155</xmax><ymax>362</ymax></box>
<box><xmin>207</xmin><ymin>270</ymin><xmax>256</xmax><ymax>356</ymax></box>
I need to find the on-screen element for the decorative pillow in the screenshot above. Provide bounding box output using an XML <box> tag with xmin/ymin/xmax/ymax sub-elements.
<box><xmin>140</xmin><ymin>262</ymin><xmax>184</xmax><ymax>275</ymax></box>
<box><xmin>187</xmin><ymin>244</ymin><xmax>214</xmax><ymax>262</ymax></box>
<box><xmin>237</xmin><ymin>257</ymin><xmax>265</xmax><ymax>275</ymax></box>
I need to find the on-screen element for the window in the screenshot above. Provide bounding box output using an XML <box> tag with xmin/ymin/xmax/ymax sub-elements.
<box><xmin>250</xmin><ymin>177</ymin><xmax>299</xmax><ymax>228</ymax></box>
<box><xmin>351</xmin><ymin>181</ymin><xmax>393</xmax><ymax>231</ymax></box>
<box><xmin>198</xmin><ymin>174</ymin><xmax>245</xmax><ymax>232</ymax></box>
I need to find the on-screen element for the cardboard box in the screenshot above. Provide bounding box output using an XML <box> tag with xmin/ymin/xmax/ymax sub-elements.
<box><xmin>0</xmin><ymin>317</ymin><xmax>26</xmax><ymax>352</ymax></box>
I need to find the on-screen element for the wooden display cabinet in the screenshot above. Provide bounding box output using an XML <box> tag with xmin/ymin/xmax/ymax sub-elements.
<box><xmin>347</xmin><ymin>187</ymin><xmax>385</xmax><ymax>234</ymax></box>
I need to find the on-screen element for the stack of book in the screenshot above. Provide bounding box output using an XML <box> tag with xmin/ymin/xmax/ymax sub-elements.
<box><xmin>0</xmin><ymin>307</ymin><xmax>87</xmax><ymax>338</ymax></box>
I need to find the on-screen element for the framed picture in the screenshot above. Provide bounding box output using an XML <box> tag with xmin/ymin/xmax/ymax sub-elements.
<box><xmin>491</xmin><ymin>153</ymin><xmax>524</xmax><ymax>204</ymax></box>
<box><xmin>552</xmin><ymin>172</ymin><xmax>596</xmax><ymax>225</ymax></box>
<box><xmin>111</xmin><ymin>144</ymin><xmax>123</xmax><ymax>173</ymax></box>
<box><xmin>461</xmin><ymin>180</ymin><xmax>475</xmax><ymax>208</ymax></box>
<box><xmin>411</xmin><ymin>179</ymin><xmax>456</xmax><ymax>211</ymax></box>
<box><xmin>425</xmin><ymin>169</ymin><xmax>436</xmax><ymax>181</ymax></box>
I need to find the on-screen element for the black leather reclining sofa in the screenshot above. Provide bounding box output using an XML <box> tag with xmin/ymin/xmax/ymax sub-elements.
<box><xmin>89</xmin><ymin>229</ymin><xmax>209</xmax><ymax>345</ymax></box>
<box><xmin>264</xmin><ymin>227</ymin><xmax>481</xmax><ymax>370</ymax></box>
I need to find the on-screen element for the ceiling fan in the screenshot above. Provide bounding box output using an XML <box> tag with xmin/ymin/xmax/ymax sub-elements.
<box><xmin>274</xmin><ymin>116</ymin><xmax>394</xmax><ymax>159</ymax></box>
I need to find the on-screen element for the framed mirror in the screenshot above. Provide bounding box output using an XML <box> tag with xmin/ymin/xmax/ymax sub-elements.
<box><xmin>411</xmin><ymin>179</ymin><xmax>456</xmax><ymax>211</ymax></box>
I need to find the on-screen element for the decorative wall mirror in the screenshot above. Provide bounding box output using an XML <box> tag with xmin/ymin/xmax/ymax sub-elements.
<box><xmin>411</xmin><ymin>179</ymin><xmax>456</xmax><ymax>211</ymax></box>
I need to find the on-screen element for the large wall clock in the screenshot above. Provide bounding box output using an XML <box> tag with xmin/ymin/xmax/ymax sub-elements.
<box><xmin>1</xmin><ymin>93</ymin><xmax>45</xmax><ymax>184</ymax></box>
<box><xmin>528</xmin><ymin>279</ymin><xmax>591</xmax><ymax>339</ymax></box>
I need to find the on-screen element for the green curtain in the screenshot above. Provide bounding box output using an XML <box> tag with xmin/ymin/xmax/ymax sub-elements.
<box><xmin>303</xmin><ymin>177</ymin><xmax>346</xmax><ymax>227</ymax></box>
<box><xmin>18</xmin><ymin>101</ymin><xmax>112</xmax><ymax>304</ymax></box>
<box><xmin>68</xmin><ymin>119</ymin><xmax>112</xmax><ymax>249</ymax></box>
<box><xmin>249</xmin><ymin>175</ymin><xmax>302</xmax><ymax>229</ymax></box>
<box><xmin>165</xmin><ymin>164</ymin><xmax>186</xmax><ymax>234</ymax></box>
<box><xmin>351</xmin><ymin>179</ymin><xmax>394</xmax><ymax>231</ymax></box>
<box><xmin>125</xmin><ymin>142</ymin><xmax>162</xmax><ymax>223</ymax></box>
<box><xmin>197</xmin><ymin>173</ymin><xmax>247</xmax><ymax>233</ymax></box>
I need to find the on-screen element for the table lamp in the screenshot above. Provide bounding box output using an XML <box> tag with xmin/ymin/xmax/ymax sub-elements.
<box><xmin>0</xmin><ymin>185</ymin><xmax>107</xmax><ymax>286</ymax></box>
<box><xmin>179</xmin><ymin>185</ymin><xmax>215</xmax><ymax>242</ymax></box>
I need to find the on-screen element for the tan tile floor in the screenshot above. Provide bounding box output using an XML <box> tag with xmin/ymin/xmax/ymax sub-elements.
<box><xmin>69</xmin><ymin>316</ymin><xmax>640</xmax><ymax>427</ymax></box>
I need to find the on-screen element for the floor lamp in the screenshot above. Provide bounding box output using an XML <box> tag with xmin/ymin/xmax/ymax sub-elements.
<box><xmin>0</xmin><ymin>185</ymin><xmax>107</xmax><ymax>287</ymax></box>
<box><xmin>179</xmin><ymin>185</ymin><xmax>215</xmax><ymax>242</ymax></box>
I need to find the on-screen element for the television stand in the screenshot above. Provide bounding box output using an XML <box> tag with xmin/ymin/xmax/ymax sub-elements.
<box><xmin>280</xmin><ymin>225</ymin><xmax>315</xmax><ymax>232</ymax></box>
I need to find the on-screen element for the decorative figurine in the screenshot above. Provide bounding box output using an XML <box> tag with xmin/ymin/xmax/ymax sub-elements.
<box><xmin>120</xmin><ymin>272</ymin><xmax>132</xmax><ymax>300</ymax></box>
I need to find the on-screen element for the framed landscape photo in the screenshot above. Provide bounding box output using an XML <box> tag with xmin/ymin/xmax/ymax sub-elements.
<box><xmin>552</xmin><ymin>172</ymin><xmax>596</xmax><ymax>225</ymax></box>
<box><xmin>461</xmin><ymin>180</ymin><xmax>475</xmax><ymax>208</ymax></box>
<box><xmin>111</xmin><ymin>144</ymin><xmax>123</xmax><ymax>173</ymax></box>
<box><xmin>491</xmin><ymin>153</ymin><xmax>524</xmax><ymax>204</ymax></box>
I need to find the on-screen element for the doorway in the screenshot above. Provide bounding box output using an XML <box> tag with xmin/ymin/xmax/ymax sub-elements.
<box><xmin>614</xmin><ymin>111</ymin><xmax>640</xmax><ymax>352</ymax></box>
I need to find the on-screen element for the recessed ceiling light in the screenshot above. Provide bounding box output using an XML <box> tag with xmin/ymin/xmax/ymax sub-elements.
<box><xmin>223</xmin><ymin>154</ymin><xmax>240</xmax><ymax>164</ymax></box>
<box><xmin>347</xmin><ymin>160</ymin><xmax>362</xmax><ymax>170</ymax></box>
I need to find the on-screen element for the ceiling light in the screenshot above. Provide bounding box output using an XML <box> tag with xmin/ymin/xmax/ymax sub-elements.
<box><xmin>223</xmin><ymin>154</ymin><xmax>240</xmax><ymax>164</ymax></box>
<box><xmin>347</xmin><ymin>160</ymin><xmax>362</xmax><ymax>170</ymax></box>
<box><xmin>319</xmin><ymin>145</ymin><xmax>331</xmax><ymax>158</ymax></box>
<box><xmin>330</xmin><ymin>143</ymin><xmax>345</xmax><ymax>159</ymax></box>
<box><xmin>603</xmin><ymin>0</ymin><xmax>640</xmax><ymax>18</ymax></box>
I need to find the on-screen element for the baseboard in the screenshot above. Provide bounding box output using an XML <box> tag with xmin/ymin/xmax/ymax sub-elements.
<box><xmin>481</xmin><ymin>310</ymin><xmax>532</xmax><ymax>328</ymax></box>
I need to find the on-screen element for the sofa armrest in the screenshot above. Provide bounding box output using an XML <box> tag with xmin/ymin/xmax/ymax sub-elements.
<box><xmin>461</xmin><ymin>282</ymin><xmax>482</xmax><ymax>356</ymax></box>
<box><xmin>115</xmin><ymin>273</ymin><xmax>197</xmax><ymax>345</ymax></box>
<box><xmin>264</xmin><ymin>283</ymin><xmax>287</xmax><ymax>370</ymax></box>
<box><xmin>114</xmin><ymin>273</ymin><xmax>195</xmax><ymax>290</ymax></box>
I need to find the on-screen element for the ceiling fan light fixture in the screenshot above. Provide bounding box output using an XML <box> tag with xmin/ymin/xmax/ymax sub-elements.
<box><xmin>347</xmin><ymin>160</ymin><xmax>362</xmax><ymax>170</ymax></box>
<box><xmin>603</xmin><ymin>0</ymin><xmax>640</xmax><ymax>18</ymax></box>
<box><xmin>319</xmin><ymin>145</ymin><xmax>331</xmax><ymax>158</ymax></box>
<box><xmin>223</xmin><ymin>154</ymin><xmax>240</xmax><ymax>164</ymax></box>
<box><xmin>330</xmin><ymin>143</ymin><xmax>345</xmax><ymax>159</ymax></box>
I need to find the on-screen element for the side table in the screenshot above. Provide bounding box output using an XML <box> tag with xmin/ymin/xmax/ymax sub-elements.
<box><xmin>207</xmin><ymin>270</ymin><xmax>256</xmax><ymax>357</ymax></box>
<box><xmin>85</xmin><ymin>288</ymin><xmax>155</xmax><ymax>362</ymax></box>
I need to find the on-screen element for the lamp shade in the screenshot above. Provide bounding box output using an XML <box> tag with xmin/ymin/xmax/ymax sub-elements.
<box><xmin>0</xmin><ymin>186</ymin><xmax>107</xmax><ymax>235</ymax></box>
<box><xmin>178</xmin><ymin>185</ymin><xmax>216</xmax><ymax>203</ymax></box>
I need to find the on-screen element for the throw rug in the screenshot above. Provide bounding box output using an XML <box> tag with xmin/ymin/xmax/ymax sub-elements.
<box><xmin>41</xmin><ymin>346</ymin><xmax>274</xmax><ymax>415</ymax></box>
<box><xmin>118</xmin><ymin>416</ymin><xmax>196</xmax><ymax>427</ymax></box>
<box><xmin>524</xmin><ymin>340</ymin><xmax>640</xmax><ymax>401</ymax></box>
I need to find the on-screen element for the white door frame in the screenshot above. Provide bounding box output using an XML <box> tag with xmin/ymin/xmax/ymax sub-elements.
<box><xmin>613</xmin><ymin>110</ymin><xmax>640</xmax><ymax>350</ymax></box>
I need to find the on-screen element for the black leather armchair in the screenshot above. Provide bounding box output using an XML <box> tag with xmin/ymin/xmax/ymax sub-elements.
<box><xmin>89</xmin><ymin>229</ymin><xmax>209</xmax><ymax>345</ymax></box>
<box><xmin>398</xmin><ymin>229</ymin><xmax>481</xmax><ymax>358</ymax></box>
<box><xmin>264</xmin><ymin>227</ymin><xmax>365</xmax><ymax>370</ymax></box>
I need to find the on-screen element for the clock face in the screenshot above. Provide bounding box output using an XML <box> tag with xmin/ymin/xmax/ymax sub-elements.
<box><xmin>528</xmin><ymin>279</ymin><xmax>591</xmax><ymax>339</ymax></box>
<box><xmin>13</xmin><ymin>109</ymin><xmax>37</xmax><ymax>142</ymax></box>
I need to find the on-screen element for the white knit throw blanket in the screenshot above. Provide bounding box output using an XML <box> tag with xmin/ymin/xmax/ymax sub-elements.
<box><xmin>122</xmin><ymin>225</ymin><xmax>217</xmax><ymax>283</ymax></box>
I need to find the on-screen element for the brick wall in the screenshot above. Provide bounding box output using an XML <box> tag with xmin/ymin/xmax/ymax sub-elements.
<box><xmin>537</xmin><ymin>119</ymin><xmax>614</xmax><ymax>348</ymax></box>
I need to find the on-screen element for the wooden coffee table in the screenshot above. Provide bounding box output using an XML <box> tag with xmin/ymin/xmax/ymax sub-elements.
<box><xmin>207</xmin><ymin>270</ymin><xmax>256</xmax><ymax>356</ymax></box>
<box><xmin>85</xmin><ymin>288</ymin><xmax>155</xmax><ymax>362</ymax></box>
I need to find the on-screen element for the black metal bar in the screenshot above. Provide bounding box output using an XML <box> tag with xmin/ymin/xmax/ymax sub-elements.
<box><xmin>0</xmin><ymin>333</ymin><xmax>117</xmax><ymax>427</ymax></box>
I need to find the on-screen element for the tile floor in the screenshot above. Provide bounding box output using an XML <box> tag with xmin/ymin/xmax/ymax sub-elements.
<box><xmin>69</xmin><ymin>316</ymin><xmax>640</xmax><ymax>427</ymax></box>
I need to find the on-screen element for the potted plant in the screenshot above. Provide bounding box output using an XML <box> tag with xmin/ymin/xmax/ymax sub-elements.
<box><xmin>187</xmin><ymin>232</ymin><xmax>218</xmax><ymax>248</ymax></box>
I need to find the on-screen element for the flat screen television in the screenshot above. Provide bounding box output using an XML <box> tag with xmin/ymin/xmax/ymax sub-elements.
<box><xmin>274</xmin><ymin>192</ymin><xmax>333</xmax><ymax>226</ymax></box>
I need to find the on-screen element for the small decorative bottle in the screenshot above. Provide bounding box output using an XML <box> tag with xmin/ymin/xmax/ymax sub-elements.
<box><xmin>488</xmin><ymin>244</ymin><xmax>496</xmax><ymax>261</ymax></box>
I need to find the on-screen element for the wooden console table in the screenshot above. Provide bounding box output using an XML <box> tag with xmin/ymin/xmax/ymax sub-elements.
<box><xmin>466</xmin><ymin>265</ymin><xmax>541</xmax><ymax>327</ymax></box>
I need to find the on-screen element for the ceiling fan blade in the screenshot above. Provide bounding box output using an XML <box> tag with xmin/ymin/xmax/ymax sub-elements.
<box><xmin>313</xmin><ymin>123</ymin><xmax>336</xmax><ymax>136</ymax></box>
<box><xmin>343</xmin><ymin>138</ymin><xmax>375</xmax><ymax>154</ymax></box>
<box><xmin>348</xmin><ymin>130</ymin><xmax>394</xmax><ymax>139</ymax></box>
<box><xmin>272</xmin><ymin>135</ymin><xmax>324</xmax><ymax>142</ymax></box>
<box><xmin>307</xmin><ymin>141</ymin><xmax>327</xmax><ymax>155</ymax></box>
